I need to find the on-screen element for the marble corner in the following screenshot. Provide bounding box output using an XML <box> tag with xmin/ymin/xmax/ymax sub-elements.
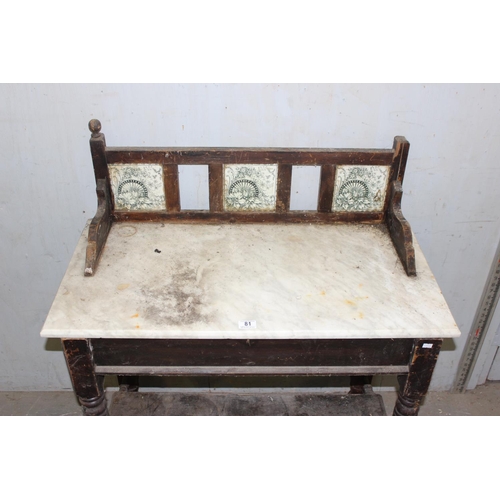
<box><xmin>109</xmin><ymin>163</ymin><xmax>166</xmax><ymax>212</ymax></box>
<box><xmin>332</xmin><ymin>165</ymin><xmax>390</xmax><ymax>212</ymax></box>
<box><xmin>224</xmin><ymin>164</ymin><xmax>278</xmax><ymax>211</ymax></box>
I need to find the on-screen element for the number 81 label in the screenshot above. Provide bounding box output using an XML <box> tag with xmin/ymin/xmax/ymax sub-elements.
<box><xmin>238</xmin><ymin>320</ymin><xmax>257</xmax><ymax>329</ymax></box>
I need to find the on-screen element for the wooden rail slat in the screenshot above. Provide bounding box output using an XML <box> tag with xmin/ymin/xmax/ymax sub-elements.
<box><xmin>317</xmin><ymin>164</ymin><xmax>337</xmax><ymax>212</ymax></box>
<box><xmin>112</xmin><ymin>211</ymin><xmax>385</xmax><ymax>224</ymax></box>
<box><xmin>96</xmin><ymin>365</ymin><xmax>409</xmax><ymax>376</ymax></box>
<box><xmin>107</xmin><ymin>148</ymin><xmax>394</xmax><ymax>166</ymax></box>
<box><xmin>276</xmin><ymin>163</ymin><xmax>293</xmax><ymax>212</ymax></box>
<box><xmin>209</xmin><ymin>163</ymin><xmax>224</xmax><ymax>212</ymax></box>
<box><xmin>163</xmin><ymin>163</ymin><xmax>180</xmax><ymax>212</ymax></box>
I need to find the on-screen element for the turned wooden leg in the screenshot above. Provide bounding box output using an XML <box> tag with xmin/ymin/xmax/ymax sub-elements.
<box><xmin>62</xmin><ymin>339</ymin><xmax>109</xmax><ymax>416</ymax></box>
<box><xmin>349</xmin><ymin>375</ymin><xmax>373</xmax><ymax>394</ymax></box>
<box><xmin>118</xmin><ymin>376</ymin><xmax>140</xmax><ymax>392</ymax></box>
<box><xmin>393</xmin><ymin>339</ymin><xmax>442</xmax><ymax>416</ymax></box>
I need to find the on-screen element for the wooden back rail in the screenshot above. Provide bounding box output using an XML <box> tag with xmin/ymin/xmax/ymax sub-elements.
<box><xmin>85</xmin><ymin>119</ymin><xmax>415</xmax><ymax>277</ymax></box>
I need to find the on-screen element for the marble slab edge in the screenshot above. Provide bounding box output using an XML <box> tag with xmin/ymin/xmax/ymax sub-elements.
<box><xmin>42</xmin><ymin>328</ymin><xmax>461</xmax><ymax>340</ymax></box>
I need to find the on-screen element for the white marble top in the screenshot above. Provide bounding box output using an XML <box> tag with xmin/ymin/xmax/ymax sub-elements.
<box><xmin>41</xmin><ymin>221</ymin><xmax>461</xmax><ymax>340</ymax></box>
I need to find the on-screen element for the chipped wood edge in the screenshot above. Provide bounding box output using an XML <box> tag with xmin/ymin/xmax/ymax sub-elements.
<box><xmin>387</xmin><ymin>180</ymin><xmax>416</xmax><ymax>276</ymax></box>
<box><xmin>85</xmin><ymin>179</ymin><xmax>112</xmax><ymax>277</ymax></box>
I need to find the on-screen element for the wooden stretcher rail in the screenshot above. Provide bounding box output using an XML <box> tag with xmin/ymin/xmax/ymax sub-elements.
<box><xmin>105</xmin><ymin>147</ymin><xmax>395</xmax><ymax>165</ymax></box>
<box><xmin>111</xmin><ymin>211</ymin><xmax>386</xmax><ymax>224</ymax></box>
<box><xmin>95</xmin><ymin>365</ymin><xmax>410</xmax><ymax>376</ymax></box>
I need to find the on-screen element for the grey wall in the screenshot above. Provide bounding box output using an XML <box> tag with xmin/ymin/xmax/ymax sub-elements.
<box><xmin>1</xmin><ymin>83</ymin><xmax>499</xmax><ymax>391</ymax></box>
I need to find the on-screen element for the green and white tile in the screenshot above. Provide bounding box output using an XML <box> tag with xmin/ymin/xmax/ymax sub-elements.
<box><xmin>224</xmin><ymin>164</ymin><xmax>278</xmax><ymax>211</ymax></box>
<box><xmin>109</xmin><ymin>163</ymin><xmax>166</xmax><ymax>211</ymax></box>
<box><xmin>332</xmin><ymin>165</ymin><xmax>390</xmax><ymax>212</ymax></box>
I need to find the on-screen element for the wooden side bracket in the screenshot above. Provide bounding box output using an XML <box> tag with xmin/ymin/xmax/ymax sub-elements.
<box><xmin>387</xmin><ymin>180</ymin><xmax>416</xmax><ymax>276</ymax></box>
<box><xmin>84</xmin><ymin>179</ymin><xmax>112</xmax><ymax>276</ymax></box>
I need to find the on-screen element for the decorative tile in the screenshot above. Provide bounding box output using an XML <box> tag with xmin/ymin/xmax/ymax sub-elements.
<box><xmin>332</xmin><ymin>165</ymin><xmax>390</xmax><ymax>212</ymax></box>
<box><xmin>224</xmin><ymin>164</ymin><xmax>278</xmax><ymax>211</ymax></box>
<box><xmin>109</xmin><ymin>163</ymin><xmax>166</xmax><ymax>211</ymax></box>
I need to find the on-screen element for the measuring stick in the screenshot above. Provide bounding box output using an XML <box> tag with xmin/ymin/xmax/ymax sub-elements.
<box><xmin>452</xmin><ymin>239</ymin><xmax>500</xmax><ymax>393</ymax></box>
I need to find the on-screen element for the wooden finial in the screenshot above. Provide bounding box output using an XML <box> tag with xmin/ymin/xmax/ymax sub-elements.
<box><xmin>89</xmin><ymin>119</ymin><xmax>102</xmax><ymax>137</ymax></box>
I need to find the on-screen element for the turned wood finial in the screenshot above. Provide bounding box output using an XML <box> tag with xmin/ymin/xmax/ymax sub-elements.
<box><xmin>89</xmin><ymin>119</ymin><xmax>102</xmax><ymax>137</ymax></box>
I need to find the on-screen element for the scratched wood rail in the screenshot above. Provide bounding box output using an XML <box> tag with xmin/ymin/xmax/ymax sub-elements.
<box><xmin>40</xmin><ymin>120</ymin><xmax>461</xmax><ymax>416</ymax></box>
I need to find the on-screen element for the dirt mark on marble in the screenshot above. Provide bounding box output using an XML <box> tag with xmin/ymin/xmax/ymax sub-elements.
<box><xmin>140</xmin><ymin>267</ymin><xmax>212</xmax><ymax>326</ymax></box>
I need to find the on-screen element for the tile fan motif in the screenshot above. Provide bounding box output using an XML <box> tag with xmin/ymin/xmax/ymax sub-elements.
<box><xmin>332</xmin><ymin>165</ymin><xmax>390</xmax><ymax>212</ymax></box>
<box><xmin>224</xmin><ymin>164</ymin><xmax>278</xmax><ymax>211</ymax></box>
<box><xmin>109</xmin><ymin>163</ymin><xmax>166</xmax><ymax>211</ymax></box>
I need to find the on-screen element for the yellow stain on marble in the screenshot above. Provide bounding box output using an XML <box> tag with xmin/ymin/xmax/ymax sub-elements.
<box><xmin>345</xmin><ymin>296</ymin><xmax>369</xmax><ymax>307</ymax></box>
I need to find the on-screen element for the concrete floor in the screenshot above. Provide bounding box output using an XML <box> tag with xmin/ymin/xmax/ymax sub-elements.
<box><xmin>1</xmin><ymin>380</ymin><xmax>499</xmax><ymax>416</ymax></box>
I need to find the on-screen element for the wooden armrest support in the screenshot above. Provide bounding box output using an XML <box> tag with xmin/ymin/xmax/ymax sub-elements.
<box><xmin>387</xmin><ymin>180</ymin><xmax>416</xmax><ymax>276</ymax></box>
<box><xmin>84</xmin><ymin>179</ymin><xmax>112</xmax><ymax>276</ymax></box>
